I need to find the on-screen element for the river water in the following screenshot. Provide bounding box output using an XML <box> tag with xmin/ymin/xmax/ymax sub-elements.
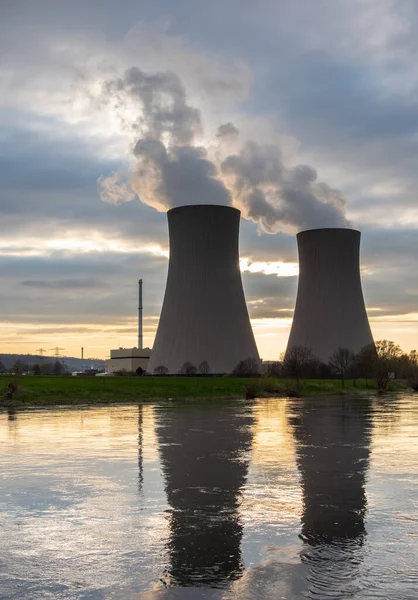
<box><xmin>0</xmin><ymin>394</ymin><xmax>417</xmax><ymax>599</ymax></box>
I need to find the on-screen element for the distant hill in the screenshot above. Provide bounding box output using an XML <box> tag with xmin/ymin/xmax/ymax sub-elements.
<box><xmin>0</xmin><ymin>353</ymin><xmax>105</xmax><ymax>372</ymax></box>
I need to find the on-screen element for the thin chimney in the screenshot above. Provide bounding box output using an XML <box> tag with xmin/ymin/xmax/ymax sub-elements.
<box><xmin>138</xmin><ymin>279</ymin><xmax>143</xmax><ymax>350</ymax></box>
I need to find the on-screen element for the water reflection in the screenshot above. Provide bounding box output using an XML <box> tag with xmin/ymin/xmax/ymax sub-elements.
<box><xmin>7</xmin><ymin>408</ymin><xmax>17</xmax><ymax>421</ymax></box>
<box><xmin>1</xmin><ymin>396</ymin><xmax>417</xmax><ymax>599</ymax></box>
<box><xmin>289</xmin><ymin>398</ymin><xmax>372</xmax><ymax>597</ymax></box>
<box><xmin>138</xmin><ymin>404</ymin><xmax>144</xmax><ymax>494</ymax></box>
<box><xmin>155</xmin><ymin>404</ymin><xmax>253</xmax><ymax>588</ymax></box>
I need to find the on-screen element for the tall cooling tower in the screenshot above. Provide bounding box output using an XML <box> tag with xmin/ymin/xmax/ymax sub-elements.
<box><xmin>286</xmin><ymin>228</ymin><xmax>374</xmax><ymax>363</ymax></box>
<box><xmin>148</xmin><ymin>204</ymin><xmax>260</xmax><ymax>374</ymax></box>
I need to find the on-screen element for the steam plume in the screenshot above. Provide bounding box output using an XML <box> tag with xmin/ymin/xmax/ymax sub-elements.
<box><xmin>98</xmin><ymin>66</ymin><xmax>350</xmax><ymax>233</ymax></box>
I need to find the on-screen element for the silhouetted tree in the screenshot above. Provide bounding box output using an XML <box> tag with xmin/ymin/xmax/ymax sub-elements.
<box><xmin>316</xmin><ymin>362</ymin><xmax>332</xmax><ymax>379</ymax></box>
<box><xmin>0</xmin><ymin>361</ymin><xmax>6</xmax><ymax>374</ymax></box>
<box><xmin>32</xmin><ymin>364</ymin><xmax>41</xmax><ymax>376</ymax></box>
<box><xmin>40</xmin><ymin>362</ymin><xmax>54</xmax><ymax>375</ymax></box>
<box><xmin>283</xmin><ymin>345</ymin><xmax>315</xmax><ymax>383</ymax></box>
<box><xmin>179</xmin><ymin>362</ymin><xmax>198</xmax><ymax>376</ymax></box>
<box><xmin>10</xmin><ymin>360</ymin><xmax>24</xmax><ymax>375</ymax></box>
<box><xmin>154</xmin><ymin>365</ymin><xmax>169</xmax><ymax>376</ymax></box>
<box><xmin>407</xmin><ymin>350</ymin><xmax>418</xmax><ymax>391</ymax></box>
<box><xmin>53</xmin><ymin>360</ymin><xmax>63</xmax><ymax>375</ymax></box>
<box><xmin>232</xmin><ymin>357</ymin><xmax>260</xmax><ymax>377</ymax></box>
<box><xmin>355</xmin><ymin>344</ymin><xmax>377</xmax><ymax>387</ymax></box>
<box><xmin>374</xmin><ymin>339</ymin><xmax>402</xmax><ymax>390</ymax></box>
<box><xmin>198</xmin><ymin>360</ymin><xmax>211</xmax><ymax>375</ymax></box>
<box><xmin>266</xmin><ymin>361</ymin><xmax>283</xmax><ymax>378</ymax></box>
<box><xmin>329</xmin><ymin>347</ymin><xmax>355</xmax><ymax>388</ymax></box>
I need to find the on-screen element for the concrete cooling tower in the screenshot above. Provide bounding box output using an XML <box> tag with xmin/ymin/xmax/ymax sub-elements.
<box><xmin>286</xmin><ymin>228</ymin><xmax>374</xmax><ymax>363</ymax></box>
<box><xmin>148</xmin><ymin>204</ymin><xmax>260</xmax><ymax>374</ymax></box>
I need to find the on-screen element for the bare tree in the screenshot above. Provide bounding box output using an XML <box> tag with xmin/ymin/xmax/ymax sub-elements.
<box><xmin>355</xmin><ymin>344</ymin><xmax>377</xmax><ymax>387</ymax></box>
<box><xmin>283</xmin><ymin>345</ymin><xmax>315</xmax><ymax>383</ymax></box>
<box><xmin>232</xmin><ymin>357</ymin><xmax>260</xmax><ymax>377</ymax></box>
<box><xmin>374</xmin><ymin>339</ymin><xmax>402</xmax><ymax>390</ymax></box>
<box><xmin>178</xmin><ymin>362</ymin><xmax>197</xmax><ymax>376</ymax></box>
<box><xmin>53</xmin><ymin>360</ymin><xmax>63</xmax><ymax>375</ymax></box>
<box><xmin>266</xmin><ymin>361</ymin><xmax>283</xmax><ymax>378</ymax></box>
<box><xmin>198</xmin><ymin>360</ymin><xmax>211</xmax><ymax>375</ymax></box>
<box><xmin>154</xmin><ymin>365</ymin><xmax>169</xmax><ymax>376</ymax></box>
<box><xmin>329</xmin><ymin>347</ymin><xmax>355</xmax><ymax>387</ymax></box>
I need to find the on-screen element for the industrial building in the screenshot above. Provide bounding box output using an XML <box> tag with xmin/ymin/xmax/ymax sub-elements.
<box><xmin>147</xmin><ymin>204</ymin><xmax>260</xmax><ymax>374</ymax></box>
<box><xmin>286</xmin><ymin>228</ymin><xmax>374</xmax><ymax>363</ymax></box>
<box><xmin>105</xmin><ymin>347</ymin><xmax>152</xmax><ymax>374</ymax></box>
<box><xmin>105</xmin><ymin>280</ymin><xmax>150</xmax><ymax>374</ymax></box>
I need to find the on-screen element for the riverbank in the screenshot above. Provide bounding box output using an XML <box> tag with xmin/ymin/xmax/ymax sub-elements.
<box><xmin>0</xmin><ymin>375</ymin><xmax>409</xmax><ymax>408</ymax></box>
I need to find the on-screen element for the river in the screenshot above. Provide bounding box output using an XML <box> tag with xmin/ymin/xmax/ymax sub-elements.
<box><xmin>1</xmin><ymin>394</ymin><xmax>417</xmax><ymax>599</ymax></box>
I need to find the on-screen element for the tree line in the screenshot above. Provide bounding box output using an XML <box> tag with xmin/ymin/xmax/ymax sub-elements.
<box><xmin>277</xmin><ymin>340</ymin><xmax>418</xmax><ymax>390</ymax></box>
<box><xmin>151</xmin><ymin>340</ymin><xmax>418</xmax><ymax>391</ymax></box>
<box><xmin>0</xmin><ymin>360</ymin><xmax>66</xmax><ymax>376</ymax></box>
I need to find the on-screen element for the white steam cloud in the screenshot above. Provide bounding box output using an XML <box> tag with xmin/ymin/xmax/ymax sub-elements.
<box><xmin>97</xmin><ymin>66</ymin><xmax>349</xmax><ymax>233</ymax></box>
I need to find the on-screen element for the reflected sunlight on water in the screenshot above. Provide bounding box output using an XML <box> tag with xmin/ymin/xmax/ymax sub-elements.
<box><xmin>1</xmin><ymin>394</ymin><xmax>417</xmax><ymax>599</ymax></box>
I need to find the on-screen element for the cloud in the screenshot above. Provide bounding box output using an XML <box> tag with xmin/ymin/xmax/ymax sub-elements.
<box><xmin>2</xmin><ymin>0</ymin><xmax>418</xmax><ymax>357</ymax></box>
<box><xmin>216</xmin><ymin>122</ymin><xmax>240</xmax><ymax>139</ymax></box>
<box><xmin>20</xmin><ymin>279</ymin><xmax>107</xmax><ymax>289</ymax></box>
<box><xmin>124</xmin><ymin>20</ymin><xmax>252</xmax><ymax>102</ymax></box>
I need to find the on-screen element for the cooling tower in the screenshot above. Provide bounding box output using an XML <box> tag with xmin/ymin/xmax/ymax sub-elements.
<box><xmin>286</xmin><ymin>228</ymin><xmax>374</xmax><ymax>363</ymax></box>
<box><xmin>148</xmin><ymin>204</ymin><xmax>260</xmax><ymax>374</ymax></box>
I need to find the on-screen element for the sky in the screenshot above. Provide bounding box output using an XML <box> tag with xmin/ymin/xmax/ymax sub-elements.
<box><xmin>1</xmin><ymin>0</ymin><xmax>418</xmax><ymax>360</ymax></box>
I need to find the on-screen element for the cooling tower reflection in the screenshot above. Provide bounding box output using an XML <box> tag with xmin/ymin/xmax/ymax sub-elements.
<box><xmin>155</xmin><ymin>404</ymin><xmax>254</xmax><ymax>587</ymax></box>
<box><xmin>290</xmin><ymin>398</ymin><xmax>372</xmax><ymax>544</ymax></box>
<box><xmin>289</xmin><ymin>398</ymin><xmax>373</xmax><ymax>596</ymax></box>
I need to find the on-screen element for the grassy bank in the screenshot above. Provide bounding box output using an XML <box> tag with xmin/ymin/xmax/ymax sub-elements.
<box><xmin>0</xmin><ymin>375</ymin><xmax>408</xmax><ymax>408</ymax></box>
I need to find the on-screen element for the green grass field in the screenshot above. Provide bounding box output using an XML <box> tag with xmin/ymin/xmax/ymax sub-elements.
<box><xmin>0</xmin><ymin>374</ymin><xmax>404</xmax><ymax>408</ymax></box>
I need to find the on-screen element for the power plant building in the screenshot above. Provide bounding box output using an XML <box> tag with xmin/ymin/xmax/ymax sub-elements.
<box><xmin>286</xmin><ymin>228</ymin><xmax>374</xmax><ymax>363</ymax></box>
<box><xmin>105</xmin><ymin>347</ymin><xmax>152</xmax><ymax>374</ymax></box>
<box><xmin>147</xmin><ymin>204</ymin><xmax>260</xmax><ymax>374</ymax></box>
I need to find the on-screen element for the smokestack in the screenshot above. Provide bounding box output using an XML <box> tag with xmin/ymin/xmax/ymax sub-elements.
<box><xmin>148</xmin><ymin>205</ymin><xmax>260</xmax><ymax>374</ymax></box>
<box><xmin>138</xmin><ymin>279</ymin><xmax>143</xmax><ymax>350</ymax></box>
<box><xmin>286</xmin><ymin>228</ymin><xmax>374</xmax><ymax>363</ymax></box>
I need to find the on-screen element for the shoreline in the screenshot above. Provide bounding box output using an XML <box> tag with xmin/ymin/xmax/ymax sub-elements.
<box><xmin>0</xmin><ymin>375</ymin><xmax>408</xmax><ymax>409</ymax></box>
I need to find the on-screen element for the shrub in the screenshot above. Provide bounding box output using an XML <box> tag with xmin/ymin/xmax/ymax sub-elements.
<box><xmin>198</xmin><ymin>360</ymin><xmax>211</xmax><ymax>376</ymax></box>
<box><xmin>232</xmin><ymin>357</ymin><xmax>261</xmax><ymax>377</ymax></box>
<box><xmin>178</xmin><ymin>362</ymin><xmax>198</xmax><ymax>376</ymax></box>
<box><xmin>154</xmin><ymin>365</ymin><xmax>169</xmax><ymax>376</ymax></box>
